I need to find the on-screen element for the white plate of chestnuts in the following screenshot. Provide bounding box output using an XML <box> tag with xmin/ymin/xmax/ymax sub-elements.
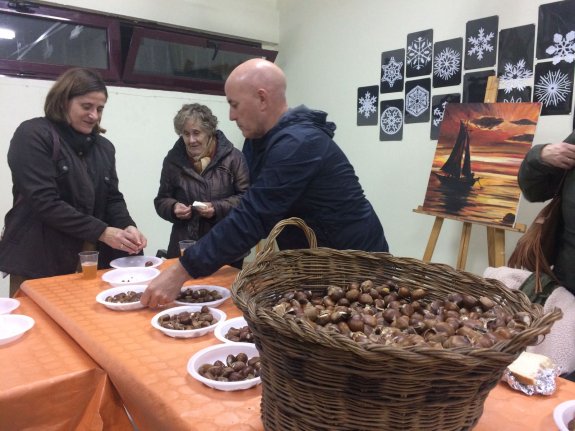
<box><xmin>213</xmin><ymin>316</ymin><xmax>254</xmax><ymax>344</ymax></box>
<box><xmin>173</xmin><ymin>284</ymin><xmax>231</xmax><ymax>308</ymax></box>
<box><xmin>151</xmin><ymin>305</ymin><xmax>226</xmax><ymax>339</ymax></box>
<box><xmin>96</xmin><ymin>285</ymin><xmax>147</xmax><ymax>311</ymax></box>
<box><xmin>187</xmin><ymin>342</ymin><xmax>261</xmax><ymax>391</ymax></box>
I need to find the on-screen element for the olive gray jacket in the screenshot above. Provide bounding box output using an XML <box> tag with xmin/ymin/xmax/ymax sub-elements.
<box><xmin>154</xmin><ymin>130</ymin><xmax>249</xmax><ymax>258</ymax></box>
<box><xmin>0</xmin><ymin>117</ymin><xmax>136</xmax><ymax>278</ymax></box>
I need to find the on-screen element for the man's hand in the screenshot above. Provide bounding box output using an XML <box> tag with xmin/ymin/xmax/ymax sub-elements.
<box><xmin>99</xmin><ymin>225</ymin><xmax>147</xmax><ymax>254</ymax></box>
<box><xmin>541</xmin><ymin>142</ymin><xmax>575</xmax><ymax>170</ymax></box>
<box><xmin>140</xmin><ymin>261</ymin><xmax>190</xmax><ymax>308</ymax></box>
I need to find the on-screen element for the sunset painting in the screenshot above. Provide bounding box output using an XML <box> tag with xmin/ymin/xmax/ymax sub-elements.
<box><xmin>422</xmin><ymin>102</ymin><xmax>541</xmax><ymax>227</ymax></box>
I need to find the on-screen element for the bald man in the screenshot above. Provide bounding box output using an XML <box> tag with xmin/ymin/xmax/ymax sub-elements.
<box><xmin>141</xmin><ymin>59</ymin><xmax>388</xmax><ymax>308</ymax></box>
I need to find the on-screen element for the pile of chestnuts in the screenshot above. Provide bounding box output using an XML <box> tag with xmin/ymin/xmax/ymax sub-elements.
<box><xmin>271</xmin><ymin>280</ymin><xmax>531</xmax><ymax>349</ymax></box>
<box><xmin>198</xmin><ymin>353</ymin><xmax>261</xmax><ymax>382</ymax></box>
<box><xmin>225</xmin><ymin>325</ymin><xmax>254</xmax><ymax>343</ymax></box>
<box><xmin>105</xmin><ymin>291</ymin><xmax>142</xmax><ymax>303</ymax></box>
<box><xmin>176</xmin><ymin>288</ymin><xmax>223</xmax><ymax>304</ymax></box>
<box><xmin>158</xmin><ymin>306</ymin><xmax>217</xmax><ymax>330</ymax></box>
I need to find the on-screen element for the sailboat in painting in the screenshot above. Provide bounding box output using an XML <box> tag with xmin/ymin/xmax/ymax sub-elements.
<box><xmin>433</xmin><ymin>120</ymin><xmax>479</xmax><ymax>188</ymax></box>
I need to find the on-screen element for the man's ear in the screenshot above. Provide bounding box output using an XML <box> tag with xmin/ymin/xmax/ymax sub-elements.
<box><xmin>256</xmin><ymin>88</ymin><xmax>268</xmax><ymax>110</ymax></box>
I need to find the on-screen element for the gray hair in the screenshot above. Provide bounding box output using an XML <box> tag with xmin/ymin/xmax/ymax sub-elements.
<box><xmin>173</xmin><ymin>103</ymin><xmax>218</xmax><ymax>136</ymax></box>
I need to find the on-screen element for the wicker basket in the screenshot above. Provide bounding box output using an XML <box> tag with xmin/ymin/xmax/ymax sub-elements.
<box><xmin>232</xmin><ymin>218</ymin><xmax>562</xmax><ymax>431</ymax></box>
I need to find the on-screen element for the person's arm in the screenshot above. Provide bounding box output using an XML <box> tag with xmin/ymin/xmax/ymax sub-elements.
<box><xmin>209</xmin><ymin>150</ymin><xmax>250</xmax><ymax>221</ymax></box>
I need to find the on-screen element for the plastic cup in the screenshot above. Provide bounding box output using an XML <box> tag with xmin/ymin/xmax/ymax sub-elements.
<box><xmin>79</xmin><ymin>251</ymin><xmax>99</xmax><ymax>279</ymax></box>
<box><xmin>179</xmin><ymin>240</ymin><xmax>196</xmax><ymax>256</ymax></box>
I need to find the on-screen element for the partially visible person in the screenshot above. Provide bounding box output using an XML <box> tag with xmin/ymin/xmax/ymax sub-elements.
<box><xmin>154</xmin><ymin>103</ymin><xmax>249</xmax><ymax>267</ymax></box>
<box><xmin>0</xmin><ymin>67</ymin><xmax>147</xmax><ymax>297</ymax></box>
<box><xmin>517</xmin><ymin>129</ymin><xmax>575</xmax><ymax>294</ymax></box>
<box><xmin>141</xmin><ymin>58</ymin><xmax>388</xmax><ymax>308</ymax></box>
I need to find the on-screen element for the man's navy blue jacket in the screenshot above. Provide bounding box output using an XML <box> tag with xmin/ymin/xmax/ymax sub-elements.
<box><xmin>180</xmin><ymin>105</ymin><xmax>389</xmax><ymax>278</ymax></box>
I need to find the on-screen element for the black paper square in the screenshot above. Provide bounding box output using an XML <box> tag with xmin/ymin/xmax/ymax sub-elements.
<box><xmin>497</xmin><ymin>87</ymin><xmax>532</xmax><ymax>103</ymax></box>
<box><xmin>430</xmin><ymin>93</ymin><xmax>461</xmax><ymax>140</ymax></box>
<box><xmin>465</xmin><ymin>16</ymin><xmax>499</xmax><ymax>70</ymax></box>
<box><xmin>497</xmin><ymin>25</ymin><xmax>535</xmax><ymax>95</ymax></box>
<box><xmin>406</xmin><ymin>29</ymin><xmax>433</xmax><ymax>78</ymax></box>
<box><xmin>357</xmin><ymin>86</ymin><xmax>379</xmax><ymax>126</ymax></box>
<box><xmin>379</xmin><ymin>99</ymin><xmax>404</xmax><ymax>141</ymax></box>
<box><xmin>463</xmin><ymin>70</ymin><xmax>496</xmax><ymax>102</ymax></box>
<box><xmin>380</xmin><ymin>49</ymin><xmax>405</xmax><ymax>93</ymax></box>
<box><xmin>536</xmin><ymin>0</ymin><xmax>575</xmax><ymax>62</ymax></box>
<box><xmin>534</xmin><ymin>61</ymin><xmax>574</xmax><ymax>115</ymax></box>
<box><xmin>433</xmin><ymin>38</ymin><xmax>463</xmax><ymax>88</ymax></box>
<box><xmin>404</xmin><ymin>78</ymin><xmax>431</xmax><ymax>123</ymax></box>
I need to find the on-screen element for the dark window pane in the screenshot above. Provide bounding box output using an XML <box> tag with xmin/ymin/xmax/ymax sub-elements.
<box><xmin>0</xmin><ymin>13</ymin><xmax>108</xmax><ymax>68</ymax></box>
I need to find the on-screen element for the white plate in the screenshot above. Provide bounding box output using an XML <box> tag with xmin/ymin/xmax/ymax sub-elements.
<box><xmin>151</xmin><ymin>305</ymin><xmax>226</xmax><ymax>339</ymax></box>
<box><xmin>554</xmin><ymin>400</ymin><xmax>575</xmax><ymax>431</ymax></box>
<box><xmin>214</xmin><ymin>316</ymin><xmax>254</xmax><ymax>344</ymax></box>
<box><xmin>174</xmin><ymin>285</ymin><xmax>231</xmax><ymax>307</ymax></box>
<box><xmin>96</xmin><ymin>285</ymin><xmax>147</xmax><ymax>311</ymax></box>
<box><xmin>0</xmin><ymin>298</ymin><xmax>20</xmax><ymax>314</ymax></box>
<box><xmin>110</xmin><ymin>256</ymin><xmax>163</xmax><ymax>269</ymax></box>
<box><xmin>102</xmin><ymin>267</ymin><xmax>160</xmax><ymax>288</ymax></box>
<box><xmin>187</xmin><ymin>342</ymin><xmax>261</xmax><ymax>391</ymax></box>
<box><xmin>0</xmin><ymin>314</ymin><xmax>35</xmax><ymax>346</ymax></box>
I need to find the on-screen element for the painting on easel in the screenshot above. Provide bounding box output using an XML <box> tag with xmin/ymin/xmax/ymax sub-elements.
<box><xmin>422</xmin><ymin>102</ymin><xmax>541</xmax><ymax>227</ymax></box>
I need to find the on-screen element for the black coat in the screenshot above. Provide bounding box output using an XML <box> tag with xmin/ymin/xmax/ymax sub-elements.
<box><xmin>154</xmin><ymin>130</ymin><xmax>250</xmax><ymax>258</ymax></box>
<box><xmin>0</xmin><ymin>118</ymin><xmax>136</xmax><ymax>278</ymax></box>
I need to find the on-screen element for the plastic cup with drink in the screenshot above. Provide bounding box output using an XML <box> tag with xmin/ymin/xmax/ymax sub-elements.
<box><xmin>179</xmin><ymin>240</ymin><xmax>196</xmax><ymax>256</ymax></box>
<box><xmin>79</xmin><ymin>251</ymin><xmax>99</xmax><ymax>279</ymax></box>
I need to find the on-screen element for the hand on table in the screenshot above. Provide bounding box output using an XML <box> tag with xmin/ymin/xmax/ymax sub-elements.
<box><xmin>541</xmin><ymin>142</ymin><xmax>575</xmax><ymax>170</ymax></box>
<box><xmin>140</xmin><ymin>261</ymin><xmax>191</xmax><ymax>308</ymax></box>
<box><xmin>174</xmin><ymin>202</ymin><xmax>192</xmax><ymax>220</ymax></box>
<box><xmin>99</xmin><ymin>225</ymin><xmax>147</xmax><ymax>254</ymax></box>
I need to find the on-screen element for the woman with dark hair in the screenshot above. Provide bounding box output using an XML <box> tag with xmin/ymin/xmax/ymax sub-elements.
<box><xmin>0</xmin><ymin>67</ymin><xmax>147</xmax><ymax>296</ymax></box>
<box><xmin>154</xmin><ymin>103</ymin><xmax>249</xmax><ymax>266</ymax></box>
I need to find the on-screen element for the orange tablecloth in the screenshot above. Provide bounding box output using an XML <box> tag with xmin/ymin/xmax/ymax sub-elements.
<box><xmin>20</xmin><ymin>261</ymin><xmax>575</xmax><ymax>431</ymax></box>
<box><xmin>0</xmin><ymin>296</ymin><xmax>131</xmax><ymax>431</ymax></box>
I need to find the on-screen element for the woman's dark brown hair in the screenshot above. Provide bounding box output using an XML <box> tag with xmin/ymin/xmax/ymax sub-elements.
<box><xmin>44</xmin><ymin>67</ymin><xmax>108</xmax><ymax>133</ymax></box>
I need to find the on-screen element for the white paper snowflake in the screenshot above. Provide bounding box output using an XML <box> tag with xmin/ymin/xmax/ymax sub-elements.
<box><xmin>502</xmin><ymin>96</ymin><xmax>522</xmax><ymax>103</ymax></box>
<box><xmin>499</xmin><ymin>59</ymin><xmax>533</xmax><ymax>93</ymax></box>
<box><xmin>358</xmin><ymin>91</ymin><xmax>377</xmax><ymax>119</ymax></box>
<box><xmin>432</xmin><ymin>101</ymin><xmax>448</xmax><ymax>127</ymax></box>
<box><xmin>467</xmin><ymin>27</ymin><xmax>495</xmax><ymax>61</ymax></box>
<box><xmin>433</xmin><ymin>47</ymin><xmax>460</xmax><ymax>80</ymax></box>
<box><xmin>407</xmin><ymin>36</ymin><xmax>432</xmax><ymax>70</ymax></box>
<box><xmin>406</xmin><ymin>85</ymin><xmax>429</xmax><ymax>117</ymax></box>
<box><xmin>545</xmin><ymin>31</ymin><xmax>575</xmax><ymax>64</ymax></box>
<box><xmin>534</xmin><ymin>69</ymin><xmax>572</xmax><ymax>107</ymax></box>
<box><xmin>381</xmin><ymin>56</ymin><xmax>403</xmax><ymax>87</ymax></box>
<box><xmin>380</xmin><ymin>106</ymin><xmax>403</xmax><ymax>135</ymax></box>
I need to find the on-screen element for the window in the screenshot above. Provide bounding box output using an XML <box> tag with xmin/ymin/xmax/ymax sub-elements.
<box><xmin>0</xmin><ymin>1</ymin><xmax>277</xmax><ymax>94</ymax></box>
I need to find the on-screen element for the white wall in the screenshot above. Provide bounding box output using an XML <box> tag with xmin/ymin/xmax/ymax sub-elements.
<box><xmin>1</xmin><ymin>0</ymin><xmax>573</xmax><ymax>296</ymax></box>
<box><xmin>276</xmin><ymin>0</ymin><xmax>573</xmax><ymax>276</ymax></box>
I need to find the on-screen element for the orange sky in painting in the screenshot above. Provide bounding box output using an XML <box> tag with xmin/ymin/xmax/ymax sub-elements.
<box><xmin>433</xmin><ymin>102</ymin><xmax>542</xmax><ymax>176</ymax></box>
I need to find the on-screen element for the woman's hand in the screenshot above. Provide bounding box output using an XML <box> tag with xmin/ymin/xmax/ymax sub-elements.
<box><xmin>99</xmin><ymin>225</ymin><xmax>147</xmax><ymax>254</ymax></box>
<box><xmin>541</xmin><ymin>142</ymin><xmax>575</xmax><ymax>169</ymax></box>
<box><xmin>174</xmin><ymin>202</ymin><xmax>192</xmax><ymax>220</ymax></box>
<box><xmin>140</xmin><ymin>262</ymin><xmax>190</xmax><ymax>307</ymax></box>
<box><xmin>195</xmin><ymin>202</ymin><xmax>215</xmax><ymax>219</ymax></box>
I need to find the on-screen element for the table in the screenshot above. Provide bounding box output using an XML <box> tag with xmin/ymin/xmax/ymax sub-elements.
<box><xmin>21</xmin><ymin>262</ymin><xmax>261</xmax><ymax>431</ymax></box>
<box><xmin>0</xmin><ymin>296</ymin><xmax>132</xmax><ymax>431</ymax></box>
<box><xmin>20</xmin><ymin>261</ymin><xmax>575</xmax><ymax>431</ymax></box>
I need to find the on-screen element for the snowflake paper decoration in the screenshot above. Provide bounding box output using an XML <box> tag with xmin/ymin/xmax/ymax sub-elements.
<box><xmin>381</xmin><ymin>57</ymin><xmax>403</xmax><ymax>87</ymax></box>
<box><xmin>406</xmin><ymin>85</ymin><xmax>429</xmax><ymax>117</ymax></box>
<box><xmin>380</xmin><ymin>106</ymin><xmax>403</xmax><ymax>135</ymax></box>
<box><xmin>468</xmin><ymin>27</ymin><xmax>495</xmax><ymax>61</ymax></box>
<box><xmin>534</xmin><ymin>69</ymin><xmax>572</xmax><ymax>107</ymax></box>
<box><xmin>432</xmin><ymin>101</ymin><xmax>448</xmax><ymax>127</ymax></box>
<box><xmin>502</xmin><ymin>96</ymin><xmax>522</xmax><ymax>103</ymax></box>
<box><xmin>407</xmin><ymin>36</ymin><xmax>432</xmax><ymax>70</ymax></box>
<box><xmin>499</xmin><ymin>59</ymin><xmax>533</xmax><ymax>93</ymax></box>
<box><xmin>358</xmin><ymin>91</ymin><xmax>377</xmax><ymax>119</ymax></box>
<box><xmin>433</xmin><ymin>47</ymin><xmax>460</xmax><ymax>80</ymax></box>
<box><xmin>545</xmin><ymin>31</ymin><xmax>575</xmax><ymax>64</ymax></box>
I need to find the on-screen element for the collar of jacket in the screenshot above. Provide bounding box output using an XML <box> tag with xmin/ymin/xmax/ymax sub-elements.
<box><xmin>53</xmin><ymin>121</ymin><xmax>97</xmax><ymax>156</ymax></box>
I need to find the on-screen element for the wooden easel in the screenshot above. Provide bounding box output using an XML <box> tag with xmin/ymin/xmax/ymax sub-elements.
<box><xmin>414</xmin><ymin>76</ymin><xmax>526</xmax><ymax>270</ymax></box>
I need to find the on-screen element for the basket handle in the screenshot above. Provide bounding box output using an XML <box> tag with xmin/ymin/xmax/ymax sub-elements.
<box><xmin>258</xmin><ymin>217</ymin><xmax>317</xmax><ymax>257</ymax></box>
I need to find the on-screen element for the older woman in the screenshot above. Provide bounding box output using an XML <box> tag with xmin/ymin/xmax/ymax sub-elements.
<box><xmin>0</xmin><ymin>67</ymin><xmax>147</xmax><ymax>296</ymax></box>
<box><xmin>154</xmin><ymin>104</ymin><xmax>249</xmax><ymax>265</ymax></box>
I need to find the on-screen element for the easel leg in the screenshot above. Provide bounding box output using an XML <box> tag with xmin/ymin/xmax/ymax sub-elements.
<box><xmin>487</xmin><ymin>227</ymin><xmax>506</xmax><ymax>267</ymax></box>
<box><xmin>456</xmin><ymin>222</ymin><xmax>472</xmax><ymax>270</ymax></box>
<box><xmin>423</xmin><ymin>217</ymin><xmax>444</xmax><ymax>262</ymax></box>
